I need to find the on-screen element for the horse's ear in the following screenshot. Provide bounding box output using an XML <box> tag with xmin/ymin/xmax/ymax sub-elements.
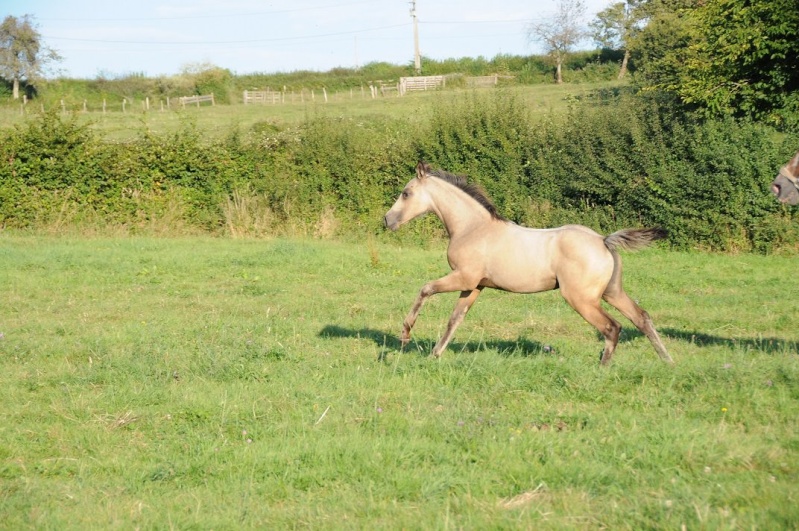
<box><xmin>416</xmin><ymin>161</ymin><xmax>430</xmax><ymax>179</ymax></box>
<box><xmin>788</xmin><ymin>151</ymin><xmax>799</xmax><ymax>176</ymax></box>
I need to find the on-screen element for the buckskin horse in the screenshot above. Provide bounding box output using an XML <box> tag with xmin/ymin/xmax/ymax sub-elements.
<box><xmin>384</xmin><ymin>162</ymin><xmax>673</xmax><ymax>365</ymax></box>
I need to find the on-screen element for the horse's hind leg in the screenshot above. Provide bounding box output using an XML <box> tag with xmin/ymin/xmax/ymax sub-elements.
<box><xmin>604</xmin><ymin>290</ymin><xmax>673</xmax><ymax>364</ymax></box>
<box><xmin>564</xmin><ymin>294</ymin><xmax>621</xmax><ymax>365</ymax></box>
<box><xmin>584</xmin><ymin>306</ymin><xmax>621</xmax><ymax>365</ymax></box>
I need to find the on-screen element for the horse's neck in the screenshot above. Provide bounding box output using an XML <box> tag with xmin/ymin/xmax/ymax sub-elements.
<box><xmin>430</xmin><ymin>180</ymin><xmax>492</xmax><ymax>238</ymax></box>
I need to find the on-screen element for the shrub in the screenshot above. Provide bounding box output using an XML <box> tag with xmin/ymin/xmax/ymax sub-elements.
<box><xmin>522</xmin><ymin>93</ymin><xmax>799</xmax><ymax>251</ymax></box>
<box><xmin>420</xmin><ymin>91</ymin><xmax>535</xmax><ymax>222</ymax></box>
<box><xmin>1</xmin><ymin>96</ymin><xmax>796</xmax><ymax>252</ymax></box>
<box><xmin>283</xmin><ymin>115</ymin><xmax>416</xmax><ymax>229</ymax></box>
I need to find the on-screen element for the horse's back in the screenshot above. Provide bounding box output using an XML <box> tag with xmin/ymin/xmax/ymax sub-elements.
<box><xmin>550</xmin><ymin>224</ymin><xmax>614</xmax><ymax>266</ymax></box>
<box><xmin>475</xmin><ymin>223</ymin><xmax>611</xmax><ymax>293</ymax></box>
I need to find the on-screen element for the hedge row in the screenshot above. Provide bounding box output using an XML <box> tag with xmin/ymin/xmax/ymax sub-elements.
<box><xmin>1</xmin><ymin>92</ymin><xmax>797</xmax><ymax>252</ymax></box>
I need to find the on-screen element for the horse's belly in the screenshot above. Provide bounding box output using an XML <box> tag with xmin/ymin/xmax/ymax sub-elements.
<box><xmin>484</xmin><ymin>270</ymin><xmax>558</xmax><ymax>293</ymax></box>
<box><xmin>483</xmin><ymin>246</ymin><xmax>558</xmax><ymax>293</ymax></box>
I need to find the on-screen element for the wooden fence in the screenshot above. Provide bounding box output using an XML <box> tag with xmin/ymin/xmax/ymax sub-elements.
<box><xmin>19</xmin><ymin>74</ymin><xmax>512</xmax><ymax>117</ymax></box>
<box><xmin>466</xmin><ymin>74</ymin><xmax>514</xmax><ymax>87</ymax></box>
<box><xmin>178</xmin><ymin>93</ymin><xmax>215</xmax><ymax>107</ymax></box>
<box><xmin>399</xmin><ymin>75</ymin><xmax>445</xmax><ymax>96</ymax></box>
<box><xmin>243</xmin><ymin>90</ymin><xmax>282</xmax><ymax>104</ymax></box>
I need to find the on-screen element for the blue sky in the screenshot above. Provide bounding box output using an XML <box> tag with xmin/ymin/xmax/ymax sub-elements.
<box><xmin>4</xmin><ymin>0</ymin><xmax>614</xmax><ymax>79</ymax></box>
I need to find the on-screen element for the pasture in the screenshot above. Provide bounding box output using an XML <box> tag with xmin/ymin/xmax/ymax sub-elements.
<box><xmin>0</xmin><ymin>234</ymin><xmax>797</xmax><ymax>528</ymax></box>
<box><xmin>0</xmin><ymin>82</ymin><xmax>620</xmax><ymax>141</ymax></box>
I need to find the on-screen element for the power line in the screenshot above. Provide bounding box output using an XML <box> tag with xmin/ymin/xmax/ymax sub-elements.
<box><xmin>42</xmin><ymin>23</ymin><xmax>412</xmax><ymax>46</ymax></box>
<box><xmin>37</xmin><ymin>0</ymin><xmax>380</xmax><ymax>22</ymax></box>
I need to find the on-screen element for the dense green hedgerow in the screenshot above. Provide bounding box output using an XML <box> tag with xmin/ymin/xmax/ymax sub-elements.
<box><xmin>0</xmin><ymin>93</ymin><xmax>797</xmax><ymax>252</ymax></box>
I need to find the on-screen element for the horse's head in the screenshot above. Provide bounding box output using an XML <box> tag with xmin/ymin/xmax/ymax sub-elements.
<box><xmin>384</xmin><ymin>161</ymin><xmax>436</xmax><ymax>231</ymax></box>
<box><xmin>772</xmin><ymin>151</ymin><xmax>799</xmax><ymax>205</ymax></box>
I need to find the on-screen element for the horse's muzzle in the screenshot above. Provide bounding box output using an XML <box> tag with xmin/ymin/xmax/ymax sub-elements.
<box><xmin>383</xmin><ymin>213</ymin><xmax>400</xmax><ymax>231</ymax></box>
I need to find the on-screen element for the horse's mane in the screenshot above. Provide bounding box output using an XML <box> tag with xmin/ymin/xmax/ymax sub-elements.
<box><xmin>427</xmin><ymin>168</ymin><xmax>506</xmax><ymax>221</ymax></box>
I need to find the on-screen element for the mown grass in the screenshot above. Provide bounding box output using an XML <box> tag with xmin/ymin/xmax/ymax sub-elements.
<box><xmin>0</xmin><ymin>234</ymin><xmax>797</xmax><ymax>529</ymax></box>
<box><xmin>0</xmin><ymin>82</ymin><xmax>621</xmax><ymax>141</ymax></box>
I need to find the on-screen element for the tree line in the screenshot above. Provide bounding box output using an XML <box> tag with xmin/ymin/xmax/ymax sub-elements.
<box><xmin>3</xmin><ymin>1</ymin><xmax>797</xmax><ymax>128</ymax></box>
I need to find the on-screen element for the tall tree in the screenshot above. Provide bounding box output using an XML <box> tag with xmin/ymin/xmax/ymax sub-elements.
<box><xmin>629</xmin><ymin>0</ymin><xmax>799</xmax><ymax>126</ymax></box>
<box><xmin>626</xmin><ymin>0</ymin><xmax>696</xmax><ymax>92</ymax></box>
<box><xmin>589</xmin><ymin>0</ymin><xmax>643</xmax><ymax>79</ymax></box>
<box><xmin>527</xmin><ymin>0</ymin><xmax>587</xmax><ymax>84</ymax></box>
<box><xmin>678</xmin><ymin>0</ymin><xmax>799</xmax><ymax>125</ymax></box>
<box><xmin>0</xmin><ymin>14</ymin><xmax>61</xmax><ymax>99</ymax></box>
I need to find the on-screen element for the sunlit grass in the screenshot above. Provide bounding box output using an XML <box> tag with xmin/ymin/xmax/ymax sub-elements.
<box><xmin>0</xmin><ymin>234</ymin><xmax>796</xmax><ymax>528</ymax></box>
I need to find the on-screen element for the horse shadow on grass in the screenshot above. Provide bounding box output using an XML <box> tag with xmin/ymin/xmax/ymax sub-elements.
<box><xmin>617</xmin><ymin>327</ymin><xmax>798</xmax><ymax>355</ymax></box>
<box><xmin>318</xmin><ymin>324</ymin><xmax>552</xmax><ymax>360</ymax></box>
<box><xmin>320</xmin><ymin>324</ymin><xmax>799</xmax><ymax>360</ymax></box>
<box><xmin>660</xmin><ymin>328</ymin><xmax>797</xmax><ymax>355</ymax></box>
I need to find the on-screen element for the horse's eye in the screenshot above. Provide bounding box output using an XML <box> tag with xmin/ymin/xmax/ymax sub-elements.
<box><xmin>402</xmin><ymin>191</ymin><xmax>410</xmax><ymax>199</ymax></box>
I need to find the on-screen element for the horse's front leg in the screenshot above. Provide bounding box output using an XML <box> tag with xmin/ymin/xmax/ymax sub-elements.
<box><xmin>401</xmin><ymin>271</ymin><xmax>473</xmax><ymax>348</ymax></box>
<box><xmin>431</xmin><ymin>288</ymin><xmax>483</xmax><ymax>358</ymax></box>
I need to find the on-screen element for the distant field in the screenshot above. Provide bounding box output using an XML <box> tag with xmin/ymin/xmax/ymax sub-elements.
<box><xmin>0</xmin><ymin>82</ymin><xmax>621</xmax><ymax>141</ymax></box>
<box><xmin>0</xmin><ymin>235</ymin><xmax>796</xmax><ymax>528</ymax></box>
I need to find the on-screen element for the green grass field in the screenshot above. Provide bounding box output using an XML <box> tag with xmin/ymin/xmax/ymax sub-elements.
<box><xmin>0</xmin><ymin>234</ymin><xmax>797</xmax><ymax>528</ymax></box>
<box><xmin>0</xmin><ymin>82</ymin><xmax>621</xmax><ymax>141</ymax></box>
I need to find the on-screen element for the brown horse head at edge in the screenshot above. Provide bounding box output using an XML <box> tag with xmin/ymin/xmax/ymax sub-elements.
<box><xmin>772</xmin><ymin>151</ymin><xmax>799</xmax><ymax>205</ymax></box>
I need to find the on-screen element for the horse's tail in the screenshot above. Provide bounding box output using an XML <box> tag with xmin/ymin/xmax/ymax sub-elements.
<box><xmin>604</xmin><ymin>227</ymin><xmax>667</xmax><ymax>253</ymax></box>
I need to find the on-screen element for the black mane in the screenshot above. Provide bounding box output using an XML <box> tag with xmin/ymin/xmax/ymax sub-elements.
<box><xmin>427</xmin><ymin>168</ymin><xmax>506</xmax><ymax>221</ymax></box>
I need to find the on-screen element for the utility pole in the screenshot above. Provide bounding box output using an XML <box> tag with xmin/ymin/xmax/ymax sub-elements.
<box><xmin>410</xmin><ymin>0</ymin><xmax>421</xmax><ymax>74</ymax></box>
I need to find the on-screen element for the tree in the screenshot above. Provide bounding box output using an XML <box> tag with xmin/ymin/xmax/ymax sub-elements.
<box><xmin>0</xmin><ymin>14</ymin><xmax>61</xmax><ymax>99</ymax></box>
<box><xmin>628</xmin><ymin>0</ymin><xmax>799</xmax><ymax>126</ymax></box>
<box><xmin>677</xmin><ymin>0</ymin><xmax>799</xmax><ymax>126</ymax></box>
<box><xmin>589</xmin><ymin>0</ymin><xmax>643</xmax><ymax>79</ymax></box>
<box><xmin>527</xmin><ymin>0</ymin><xmax>587</xmax><ymax>84</ymax></box>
